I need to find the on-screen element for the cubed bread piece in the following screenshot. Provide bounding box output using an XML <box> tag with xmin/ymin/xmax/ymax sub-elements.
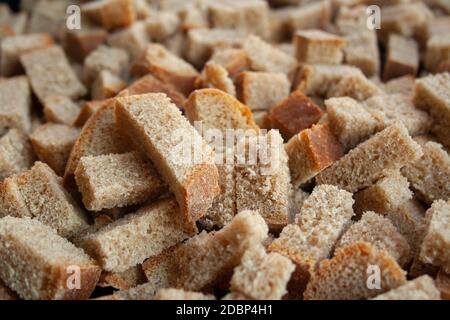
<box><xmin>343</xmin><ymin>31</ymin><xmax>380</xmax><ymax>77</ymax></box>
<box><xmin>107</xmin><ymin>21</ymin><xmax>149</xmax><ymax>61</ymax></box>
<box><xmin>384</xmin><ymin>75</ymin><xmax>415</xmax><ymax>97</ymax></box>
<box><xmin>316</xmin><ymin>123</ymin><xmax>423</xmax><ymax>193</ymax></box>
<box><xmin>74</xmin><ymin>152</ymin><xmax>166</xmax><ymax>211</ymax></box>
<box><xmin>198</xmin><ymin>62</ymin><xmax>236</xmax><ymax>96</ymax></box>
<box><xmin>419</xmin><ymin>199</ymin><xmax>450</xmax><ymax>273</ymax></box>
<box><xmin>436</xmin><ymin>270</ymin><xmax>450</xmax><ymax>300</ymax></box>
<box><xmin>64</xmin><ymin>28</ymin><xmax>108</xmax><ymax>62</ymax></box>
<box><xmin>185</xmin><ymin>88</ymin><xmax>258</xmax><ymax>132</ymax></box>
<box><xmin>295</xmin><ymin>64</ymin><xmax>363</xmax><ymax>97</ymax></box>
<box><xmin>286</xmin><ymin>124</ymin><xmax>343</xmax><ymax>188</ymax></box>
<box><xmin>20</xmin><ymin>45</ymin><xmax>86</xmax><ymax>104</ymax></box>
<box><xmin>141</xmin><ymin>246</ymin><xmax>179</xmax><ymax>294</ymax></box>
<box><xmin>353</xmin><ymin>170</ymin><xmax>413</xmax><ymax>216</ymax></box>
<box><xmin>83</xmin><ymin>45</ymin><xmax>129</xmax><ymax>86</ymax></box>
<box><xmin>235</xmin><ymin>130</ymin><xmax>291</xmax><ymax>231</ymax></box>
<box><xmin>0</xmin><ymin>216</ymin><xmax>101</xmax><ymax>300</ymax></box>
<box><xmin>27</xmin><ymin>0</ymin><xmax>71</xmax><ymax>39</ymax></box>
<box><xmin>326</xmin><ymin>97</ymin><xmax>384</xmax><ymax>151</ymax></box>
<box><xmin>402</xmin><ymin>141</ymin><xmax>450</xmax><ymax>205</ymax></box>
<box><xmin>0</xmin><ymin>76</ymin><xmax>31</xmax><ymax>135</ymax></box>
<box><xmin>91</xmin><ymin>70</ymin><xmax>126</xmax><ymax>100</ymax></box>
<box><xmin>82</xmin><ymin>0</ymin><xmax>135</xmax><ymax>31</ymax></box>
<box><xmin>73</xmin><ymin>99</ymin><xmax>108</xmax><ymax>128</ymax></box>
<box><xmin>118</xmin><ymin>74</ymin><xmax>186</xmax><ymax>108</ymax></box>
<box><xmin>384</xmin><ymin>34</ymin><xmax>419</xmax><ymax>81</ymax></box>
<box><xmin>304</xmin><ymin>242</ymin><xmax>406</xmax><ymax>300</ymax></box>
<box><xmin>178</xmin><ymin>3</ymin><xmax>209</xmax><ymax>31</ymax></box>
<box><xmin>386</xmin><ymin>199</ymin><xmax>427</xmax><ymax>257</ymax></box>
<box><xmin>267</xmin><ymin>90</ymin><xmax>323</xmax><ymax>141</ymax></box>
<box><xmin>286</xmin><ymin>0</ymin><xmax>332</xmax><ymax>33</ymax></box>
<box><xmin>154</xmin><ymin>289</ymin><xmax>215</xmax><ymax>300</ymax></box>
<box><xmin>268</xmin><ymin>185</ymin><xmax>354</xmax><ymax>297</ymax></box>
<box><xmin>115</xmin><ymin>93</ymin><xmax>219</xmax><ymax>222</ymax></box>
<box><xmin>229</xmin><ymin>245</ymin><xmax>294</xmax><ymax>300</ymax></box>
<box><xmin>208</xmin><ymin>0</ymin><xmax>269</xmax><ymax>38</ymax></box>
<box><xmin>336</xmin><ymin>211</ymin><xmax>411</xmax><ymax>267</ymax></box>
<box><xmin>425</xmin><ymin>34</ymin><xmax>450</xmax><ymax>73</ymax></box>
<box><xmin>236</xmin><ymin>71</ymin><xmax>290</xmax><ymax>111</ymax></box>
<box><xmin>99</xmin><ymin>265</ymin><xmax>146</xmax><ymax>290</ymax></box>
<box><xmin>433</xmin><ymin>122</ymin><xmax>450</xmax><ymax>148</ymax></box>
<box><xmin>30</xmin><ymin>123</ymin><xmax>80</xmax><ymax>176</ymax></box>
<box><xmin>131</xmin><ymin>43</ymin><xmax>198</xmax><ymax>96</ymax></box>
<box><xmin>186</xmin><ymin>28</ymin><xmax>246</xmax><ymax>67</ymax></box>
<box><xmin>80</xmin><ymin>197</ymin><xmax>196</xmax><ymax>273</ymax></box>
<box><xmin>42</xmin><ymin>95</ymin><xmax>81</xmax><ymax>126</ymax></box>
<box><xmin>65</xmin><ymin>101</ymin><xmax>131</xmax><ymax>181</ymax></box>
<box><xmin>176</xmin><ymin>210</ymin><xmax>268</xmax><ymax>291</ymax></box>
<box><xmin>243</xmin><ymin>35</ymin><xmax>297</xmax><ymax>76</ymax></box>
<box><xmin>0</xmin><ymin>162</ymin><xmax>88</xmax><ymax>239</ymax></box>
<box><xmin>365</xmin><ymin>94</ymin><xmax>432</xmax><ymax>137</ymax></box>
<box><xmin>0</xmin><ymin>129</ymin><xmax>35</xmax><ymax>181</ymax></box>
<box><xmin>326</xmin><ymin>73</ymin><xmax>382</xmax><ymax>101</ymax></box>
<box><xmin>144</xmin><ymin>10</ymin><xmax>179</xmax><ymax>42</ymax></box>
<box><xmin>0</xmin><ymin>33</ymin><xmax>53</xmax><ymax>76</ymax></box>
<box><xmin>209</xmin><ymin>48</ymin><xmax>249</xmax><ymax>78</ymax></box>
<box><xmin>293</xmin><ymin>29</ymin><xmax>345</xmax><ymax>65</ymax></box>
<box><xmin>0</xmin><ymin>279</ymin><xmax>18</xmax><ymax>300</ymax></box>
<box><xmin>372</xmin><ymin>275</ymin><xmax>440</xmax><ymax>300</ymax></box>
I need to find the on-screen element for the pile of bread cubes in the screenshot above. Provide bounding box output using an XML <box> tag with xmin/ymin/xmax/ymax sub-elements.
<box><xmin>0</xmin><ymin>0</ymin><xmax>449</xmax><ymax>301</ymax></box>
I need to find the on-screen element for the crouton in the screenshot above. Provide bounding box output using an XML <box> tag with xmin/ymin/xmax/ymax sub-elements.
<box><xmin>0</xmin><ymin>76</ymin><xmax>31</xmax><ymax>135</ymax></box>
<box><xmin>209</xmin><ymin>48</ymin><xmax>249</xmax><ymax>78</ymax></box>
<box><xmin>372</xmin><ymin>275</ymin><xmax>440</xmax><ymax>300</ymax></box>
<box><xmin>27</xmin><ymin>0</ymin><xmax>71</xmax><ymax>39</ymax></box>
<box><xmin>198</xmin><ymin>62</ymin><xmax>236</xmax><ymax>96</ymax></box>
<box><xmin>294</xmin><ymin>29</ymin><xmax>345</xmax><ymax>65</ymax></box>
<box><xmin>42</xmin><ymin>95</ymin><xmax>81</xmax><ymax>126</ymax></box>
<box><xmin>64</xmin><ymin>28</ymin><xmax>108</xmax><ymax>62</ymax></box>
<box><xmin>0</xmin><ymin>129</ymin><xmax>35</xmax><ymax>181</ymax></box>
<box><xmin>91</xmin><ymin>70</ymin><xmax>126</xmax><ymax>101</ymax></box>
<box><xmin>82</xmin><ymin>0</ymin><xmax>136</xmax><ymax>31</ymax></box>
<box><xmin>436</xmin><ymin>270</ymin><xmax>450</xmax><ymax>300</ymax></box>
<box><xmin>144</xmin><ymin>10</ymin><xmax>180</xmax><ymax>42</ymax></box>
<box><xmin>286</xmin><ymin>0</ymin><xmax>332</xmax><ymax>33</ymax></box>
<box><xmin>326</xmin><ymin>73</ymin><xmax>382</xmax><ymax>101</ymax></box>
<box><xmin>73</xmin><ymin>100</ymin><xmax>108</xmax><ymax>128</ymax></box>
<box><xmin>384</xmin><ymin>34</ymin><xmax>419</xmax><ymax>81</ymax></box>
<box><xmin>107</xmin><ymin>21</ymin><xmax>149</xmax><ymax>61</ymax></box>
<box><xmin>99</xmin><ymin>265</ymin><xmax>146</xmax><ymax>290</ymax></box>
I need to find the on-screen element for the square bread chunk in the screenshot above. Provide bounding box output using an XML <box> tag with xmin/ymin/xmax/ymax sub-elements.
<box><xmin>383</xmin><ymin>34</ymin><xmax>419</xmax><ymax>81</ymax></box>
<box><xmin>286</xmin><ymin>0</ymin><xmax>332</xmax><ymax>33</ymax></box>
<box><xmin>199</xmin><ymin>62</ymin><xmax>236</xmax><ymax>97</ymax></box>
<box><xmin>107</xmin><ymin>21</ymin><xmax>149</xmax><ymax>62</ymax></box>
<box><xmin>229</xmin><ymin>245</ymin><xmax>295</xmax><ymax>300</ymax></box>
<box><xmin>336</xmin><ymin>211</ymin><xmax>411</xmax><ymax>267</ymax></box>
<box><xmin>82</xmin><ymin>0</ymin><xmax>135</xmax><ymax>31</ymax></box>
<box><xmin>0</xmin><ymin>216</ymin><xmax>101</xmax><ymax>300</ymax></box>
<box><xmin>0</xmin><ymin>76</ymin><xmax>31</xmax><ymax>135</ymax></box>
<box><xmin>419</xmin><ymin>200</ymin><xmax>450</xmax><ymax>273</ymax></box>
<box><xmin>316</xmin><ymin>123</ymin><xmax>423</xmax><ymax>193</ymax></box>
<box><xmin>372</xmin><ymin>275</ymin><xmax>440</xmax><ymax>300</ymax></box>
<box><xmin>294</xmin><ymin>29</ymin><xmax>345</xmax><ymax>65</ymax></box>
<box><xmin>425</xmin><ymin>34</ymin><xmax>450</xmax><ymax>73</ymax></box>
<box><xmin>0</xmin><ymin>129</ymin><xmax>35</xmax><ymax>181</ymax></box>
<box><xmin>286</xmin><ymin>124</ymin><xmax>343</xmax><ymax>188</ymax></box>
<box><xmin>20</xmin><ymin>45</ymin><xmax>86</xmax><ymax>104</ymax></box>
<box><xmin>99</xmin><ymin>265</ymin><xmax>146</xmax><ymax>290</ymax></box>
<box><xmin>304</xmin><ymin>242</ymin><xmax>406</xmax><ymax>300</ymax></box>
<box><xmin>176</xmin><ymin>210</ymin><xmax>268</xmax><ymax>291</ymax></box>
<box><xmin>74</xmin><ymin>152</ymin><xmax>166</xmax><ymax>211</ymax></box>
<box><xmin>236</xmin><ymin>71</ymin><xmax>290</xmax><ymax>111</ymax></box>
<box><xmin>209</xmin><ymin>48</ymin><xmax>249</xmax><ymax>78</ymax></box>
<box><xmin>0</xmin><ymin>33</ymin><xmax>53</xmax><ymax>76</ymax></box>
<box><xmin>64</xmin><ymin>28</ymin><xmax>108</xmax><ymax>62</ymax></box>
<box><xmin>91</xmin><ymin>70</ymin><xmax>126</xmax><ymax>100</ymax></box>
<box><xmin>154</xmin><ymin>288</ymin><xmax>215</xmax><ymax>300</ymax></box>
<box><xmin>30</xmin><ymin>123</ymin><xmax>80</xmax><ymax>176</ymax></box>
<box><xmin>0</xmin><ymin>162</ymin><xmax>88</xmax><ymax>239</ymax></box>
<box><xmin>42</xmin><ymin>95</ymin><xmax>81</xmax><ymax>126</ymax></box>
<box><xmin>80</xmin><ymin>197</ymin><xmax>196</xmax><ymax>273</ymax></box>
<box><xmin>115</xmin><ymin>93</ymin><xmax>219</xmax><ymax>222</ymax></box>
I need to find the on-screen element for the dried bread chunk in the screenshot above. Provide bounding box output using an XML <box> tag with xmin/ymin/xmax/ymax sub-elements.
<box><xmin>353</xmin><ymin>171</ymin><xmax>413</xmax><ymax>216</ymax></box>
<box><xmin>326</xmin><ymin>73</ymin><xmax>382</xmax><ymax>101</ymax></box>
<box><xmin>316</xmin><ymin>123</ymin><xmax>423</xmax><ymax>193</ymax></box>
<box><xmin>176</xmin><ymin>210</ymin><xmax>268</xmax><ymax>291</ymax></box>
<box><xmin>383</xmin><ymin>34</ymin><xmax>419</xmax><ymax>81</ymax></box>
<box><xmin>115</xmin><ymin>93</ymin><xmax>219</xmax><ymax>222</ymax></box>
<box><xmin>99</xmin><ymin>265</ymin><xmax>146</xmax><ymax>290</ymax></box>
<box><xmin>209</xmin><ymin>48</ymin><xmax>249</xmax><ymax>78</ymax></box>
<box><xmin>82</xmin><ymin>0</ymin><xmax>136</xmax><ymax>31</ymax></box>
<box><xmin>74</xmin><ymin>152</ymin><xmax>166</xmax><ymax>211</ymax></box>
<box><xmin>131</xmin><ymin>43</ymin><xmax>199</xmax><ymax>96</ymax></box>
<box><xmin>80</xmin><ymin>197</ymin><xmax>196</xmax><ymax>273</ymax></box>
<box><xmin>286</xmin><ymin>124</ymin><xmax>343</xmax><ymax>188</ymax></box>
<box><xmin>27</xmin><ymin>0</ymin><xmax>71</xmax><ymax>39</ymax></box>
<box><xmin>286</xmin><ymin>0</ymin><xmax>332</xmax><ymax>33</ymax></box>
<box><xmin>372</xmin><ymin>275</ymin><xmax>440</xmax><ymax>300</ymax></box>
<box><xmin>336</xmin><ymin>211</ymin><xmax>411</xmax><ymax>267</ymax></box>
<box><xmin>267</xmin><ymin>90</ymin><xmax>323</xmax><ymax>141</ymax></box>
<box><xmin>268</xmin><ymin>185</ymin><xmax>354</xmax><ymax>296</ymax></box>
<box><xmin>294</xmin><ymin>29</ymin><xmax>345</xmax><ymax>65</ymax></box>
<box><xmin>64</xmin><ymin>28</ymin><xmax>108</xmax><ymax>62</ymax></box>
<box><xmin>0</xmin><ymin>279</ymin><xmax>18</xmax><ymax>300</ymax></box>
<box><xmin>20</xmin><ymin>45</ymin><xmax>86</xmax><ymax>104</ymax></box>
<box><xmin>0</xmin><ymin>33</ymin><xmax>53</xmax><ymax>76</ymax></box>
<box><xmin>154</xmin><ymin>289</ymin><xmax>215</xmax><ymax>300</ymax></box>
<box><xmin>419</xmin><ymin>200</ymin><xmax>450</xmax><ymax>273</ymax></box>
<box><xmin>304</xmin><ymin>242</ymin><xmax>406</xmax><ymax>300</ymax></box>
<box><xmin>383</xmin><ymin>75</ymin><xmax>415</xmax><ymax>97</ymax></box>
<box><xmin>236</xmin><ymin>71</ymin><xmax>290</xmax><ymax>111</ymax></box>
<box><xmin>0</xmin><ymin>76</ymin><xmax>31</xmax><ymax>135</ymax></box>
<box><xmin>198</xmin><ymin>62</ymin><xmax>236</xmax><ymax>96</ymax></box>
<box><xmin>91</xmin><ymin>70</ymin><xmax>126</xmax><ymax>100</ymax></box>
<box><xmin>425</xmin><ymin>34</ymin><xmax>450</xmax><ymax>73</ymax></box>
<box><xmin>73</xmin><ymin>100</ymin><xmax>109</xmax><ymax>128</ymax></box>
<box><xmin>402</xmin><ymin>141</ymin><xmax>450</xmax><ymax>205</ymax></box>
<box><xmin>42</xmin><ymin>95</ymin><xmax>81</xmax><ymax>126</ymax></box>
<box><xmin>107</xmin><ymin>21</ymin><xmax>149</xmax><ymax>62</ymax></box>
<box><xmin>30</xmin><ymin>123</ymin><xmax>80</xmax><ymax>176</ymax></box>
<box><xmin>0</xmin><ymin>129</ymin><xmax>35</xmax><ymax>181</ymax></box>
<box><xmin>436</xmin><ymin>269</ymin><xmax>450</xmax><ymax>300</ymax></box>
<box><xmin>0</xmin><ymin>162</ymin><xmax>88</xmax><ymax>239</ymax></box>
<box><xmin>0</xmin><ymin>216</ymin><xmax>101</xmax><ymax>300</ymax></box>
<box><xmin>144</xmin><ymin>10</ymin><xmax>180</xmax><ymax>42</ymax></box>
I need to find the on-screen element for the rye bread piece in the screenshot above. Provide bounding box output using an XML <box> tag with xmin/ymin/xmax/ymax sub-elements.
<box><xmin>42</xmin><ymin>95</ymin><xmax>81</xmax><ymax>126</ymax></box>
<box><xmin>82</xmin><ymin>0</ymin><xmax>136</xmax><ymax>31</ymax></box>
<box><xmin>383</xmin><ymin>34</ymin><xmax>419</xmax><ymax>81</ymax></box>
<box><xmin>0</xmin><ymin>76</ymin><xmax>31</xmax><ymax>135</ymax></box>
<box><xmin>372</xmin><ymin>275</ymin><xmax>440</xmax><ymax>300</ymax></box>
<box><xmin>0</xmin><ymin>129</ymin><xmax>35</xmax><ymax>181</ymax></box>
